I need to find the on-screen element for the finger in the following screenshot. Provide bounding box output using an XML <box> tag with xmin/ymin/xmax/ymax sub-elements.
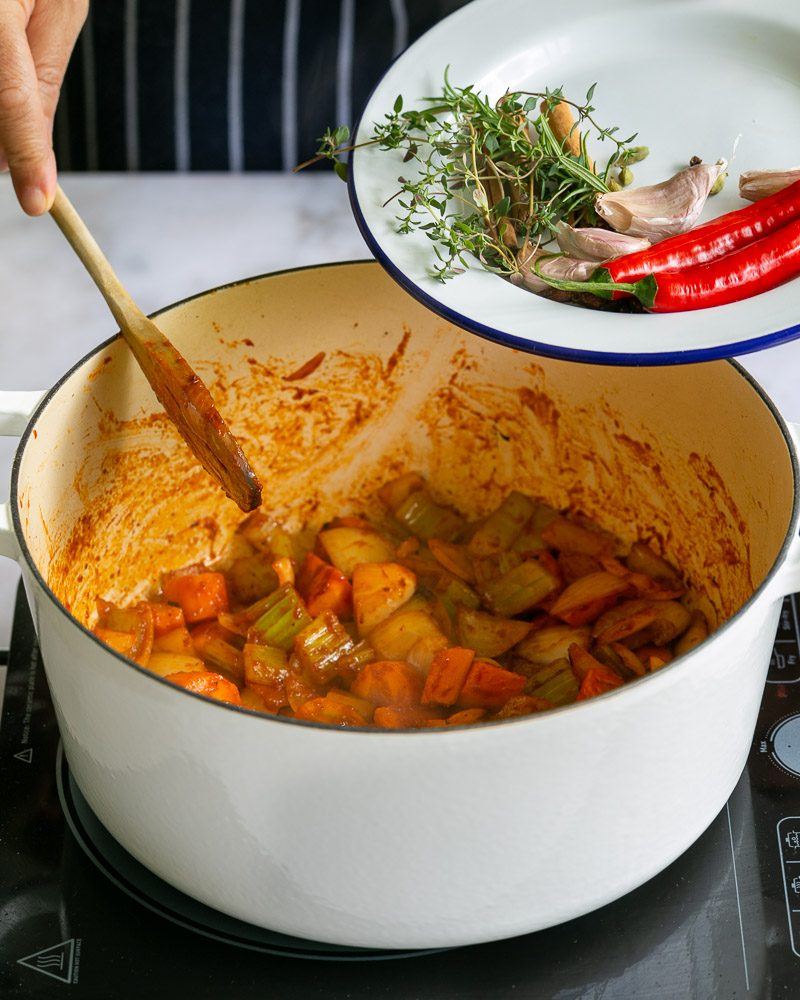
<box><xmin>26</xmin><ymin>0</ymin><xmax>87</xmax><ymax>134</ymax></box>
<box><xmin>0</xmin><ymin>0</ymin><xmax>53</xmax><ymax>214</ymax></box>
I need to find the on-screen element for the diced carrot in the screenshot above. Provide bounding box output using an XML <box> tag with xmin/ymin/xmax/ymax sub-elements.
<box><xmin>350</xmin><ymin>660</ymin><xmax>424</xmax><ymax>707</ymax></box>
<box><xmin>457</xmin><ymin>660</ymin><xmax>526</xmax><ymax>710</ymax></box>
<box><xmin>295</xmin><ymin>551</ymin><xmax>353</xmax><ymax>619</ymax></box>
<box><xmin>145</xmin><ymin>602</ymin><xmax>186</xmax><ymax>635</ymax></box>
<box><xmin>373</xmin><ymin>704</ymin><xmax>442</xmax><ymax>729</ymax></box>
<box><xmin>162</xmin><ymin>571</ymin><xmax>230</xmax><ymax>624</ymax></box>
<box><xmin>446</xmin><ymin>707</ymin><xmax>486</xmax><ymax>726</ymax></box>
<box><xmin>575</xmin><ymin>666</ymin><xmax>625</xmax><ymax>701</ymax></box>
<box><xmin>294</xmin><ymin>691</ymin><xmax>373</xmax><ymax>726</ymax></box>
<box><xmin>421</xmin><ymin>647</ymin><xmax>475</xmax><ymax>706</ymax></box>
<box><xmin>166</xmin><ymin>670</ymin><xmax>242</xmax><ymax>705</ymax></box>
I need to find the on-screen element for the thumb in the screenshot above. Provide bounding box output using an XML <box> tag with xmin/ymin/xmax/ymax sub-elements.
<box><xmin>0</xmin><ymin>2</ymin><xmax>56</xmax><ymax>214</ymax></box>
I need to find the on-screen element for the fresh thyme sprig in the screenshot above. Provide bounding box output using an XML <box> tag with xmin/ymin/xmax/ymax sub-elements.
<box><xmin>299</xmin><ymin>75</ymin><xmax>639</xmax><ymax>282</ymax></box>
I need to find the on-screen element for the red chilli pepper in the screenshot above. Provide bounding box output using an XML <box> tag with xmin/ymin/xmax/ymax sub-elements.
<box><xmin>641</xmin><ymin>215</ymin><xmax>800</xmax><ymax>312</ymax></box>
<box><xmin>601</xmin><ymin>178</ymin><xmax>800</xmax><ymax>295</ymax></box>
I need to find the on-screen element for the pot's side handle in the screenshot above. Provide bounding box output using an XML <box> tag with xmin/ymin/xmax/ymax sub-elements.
<box><xmin>0</xmin><ymin>390</ymin><xmax>45</xmax><ymax>436</ymax></box>
<box><xmin>0</xmin><ymin>389</ymin><xmax>44</xmax><ymax>563</ymax></box>
<box><xmin>768</xmin><ymin>420</ymin><xmax>800</xmax><ymax>600</ymax></box>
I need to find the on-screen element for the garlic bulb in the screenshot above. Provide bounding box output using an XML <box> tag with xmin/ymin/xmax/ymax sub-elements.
<box><xmin>554</xmin><ymin>221</ymin><xmax>650</xmax><ymax>261</ymax></box>
<box><xmin>594</xmin><ymin>162</ymin><xmax>727</xmax><ymax>240</ymax></box>
<box><xmin>739</xmin><ymin>168</ymin><xmax>800</xmax><ymax>202</ymax></box>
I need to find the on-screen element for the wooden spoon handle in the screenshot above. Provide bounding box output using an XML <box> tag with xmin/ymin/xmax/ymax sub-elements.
<box><xmin>49</xmin><ymin>186</ymin><xmax>263</xmax><ymax>513</ymax></box>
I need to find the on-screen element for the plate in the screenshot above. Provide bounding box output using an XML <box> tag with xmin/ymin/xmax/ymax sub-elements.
<box><xmin>348</xmin><ymin>0</ymin><xmax>800</xmax><ymax>364</ymax></box>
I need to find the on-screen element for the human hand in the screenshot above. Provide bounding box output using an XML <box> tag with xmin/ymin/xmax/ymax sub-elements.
<box><xmin>0</xmin><ymin>0</ymin><xmax>88</xmax><ymax>215</ymax></box>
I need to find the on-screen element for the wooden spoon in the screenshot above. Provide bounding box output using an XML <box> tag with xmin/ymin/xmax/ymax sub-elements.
<box><xmin>49</xmin><ymin>185</ymin><xmax>262</xmax><ymax>513</ymax></box>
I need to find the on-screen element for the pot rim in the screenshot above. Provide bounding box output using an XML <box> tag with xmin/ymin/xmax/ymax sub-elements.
<box><xmin>10</xmin><ymin>260</ymin><xmax>800</xmax><ymax>735</ymax></box>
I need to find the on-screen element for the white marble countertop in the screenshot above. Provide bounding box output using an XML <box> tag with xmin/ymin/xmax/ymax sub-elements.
<box><xmin>1</xmin><ymin>171</ymin><xmax>800</xmax><ymax>647</ymax></box>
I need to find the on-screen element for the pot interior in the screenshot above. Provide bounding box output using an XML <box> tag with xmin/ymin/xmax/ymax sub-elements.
<box><xmin>14</xmin><ymin>262</ymin><xmax>796</xmax><ymax>635</ymax></box>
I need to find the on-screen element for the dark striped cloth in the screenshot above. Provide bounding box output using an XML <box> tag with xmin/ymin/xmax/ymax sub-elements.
<box><xmin>53</xmin><ymin>0</ymin><xmax>470</xmax><ymax>172</ymax></box>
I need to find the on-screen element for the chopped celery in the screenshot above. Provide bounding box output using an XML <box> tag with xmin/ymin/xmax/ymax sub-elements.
<box><xmin>511</xmin><ymin>502</ymin><xmax>560</xmax><ymax>554</ymax></box>
<box><xmin>527</xmin><ymin>659</ymin><xmax>579</xmax><ymax>706</ymax></box>
<box><xmin>468</xmin><ymin>491</ymin><xmax>537</xmax><ymax>556</ymax></box>
<box><xmin>438</xmin><ymin>575</ymin><xmax>481</xmax><ymax>622</ymax></box>
<box><xmin>294</xmin><ymin>611</ymin><xmax>356</xmax><ymax>684</ymax></box>
<box><xmin>250</xmin><ymin>583</ymin><xmax>313</xmax><ymax>650</ymax></box>
<box><xmin>393</xmin><ymin>489</ymin><xmax>465</xmax><ymax>542</ymax></box>
<box><xmin>481</xmin><ymin>559</ymin><xmax>559</xmax><ymax>617</ymax></box>
<box><xmin>243</xmin><ymin>643</ymin><xmax>289</xmax><ymax>686</ymax></box>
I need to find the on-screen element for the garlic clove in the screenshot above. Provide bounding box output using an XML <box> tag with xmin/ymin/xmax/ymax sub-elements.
<box><xmin>554</xmin><ymin>221</ymin><xmax>650</xmax><ymax>261</ymax></box>
<box><xmin>594</xmin><ymin>161</ymin><xmax>727</xmax><ymax>240</ymax></box>
<box><xmin>512</xmin><ymin>248</ymin><xmax>598</xmax><ymax>293</ymax></box>
<box><xmin>739</xmin><ymin>168</ymin><xmax>800</xmax><ymax>202</ymax></box>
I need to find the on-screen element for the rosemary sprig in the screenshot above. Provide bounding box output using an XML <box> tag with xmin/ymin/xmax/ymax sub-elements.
<box><xmin>299</xmin><ymin>75</ymin><xmax>639</xmax><ymax>283</ymax></box>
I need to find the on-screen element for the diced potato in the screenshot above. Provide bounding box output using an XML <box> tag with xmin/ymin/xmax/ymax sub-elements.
<box><xmin>549</xmin><ymin>571</ymin><xmax>631</xmax><ymax>626</ymax></box>
<box><xmin>540</xmin><ymin>515</ymin><xmax>617</xmax><ymax>557</ymax></box>
<box><xmin>352</xmin><ymin>562</ymin><xmax>417</xmax><ymax>635</ymax></box>
<box><xmin>226</xmin><ymin>554</ymin><xmax>279</xmax><ymax>604</ymax></box>
<box><xmin>674</xmin><ymin>609</ymin><xmax>709</xmax><ymax>656</ymax></box>
<box><xmin>456</xmin><ymin>606</ymin><xmax>531</xmax><ymax>658</ymax></box>
<box><xmin>165</xmin><ymin>670</ymin><xmax>242</xmax><ymax>705</ymax></box>
<box><xmin>152</xmin><ymin>625</ymin><xmax>195</xmax><ymax>656</ymax></box>
<box><xmin>515</xmin><ymin>623</ymin><xmax>591</xmax><ymax>666</ymax></box>
<box><xmin>94</xmin><ymin>599</ymin><xmax>153</xmax><ymax>665</ymax></box>
<box><xmin>147</xmin><ymin>652</ymin><xmax>208</xmax><ymax>678</ymax></box>
<box><xmin>368</xmin><ymin>608</ymin><xmax>448</xmax><ymax>661</ymax></box>
<box><xmin>626</xmin><ymin>541</ymin><xmax>684</xmax><ymax>591</ymax></box>
<box><xmin>317</xmin><ymin>526</ymin><xmax>396</xmax><ymax>578</ymax></box>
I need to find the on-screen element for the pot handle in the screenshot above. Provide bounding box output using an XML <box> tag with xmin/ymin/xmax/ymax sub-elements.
<box><xmin>766</xmin><ymin>420</ymin><xmax>800</xmax><ymax>600</ymax></box>
<box><xmin>0</xmin><ymin>389</ymin><xmax>45</xmax><ymax>562</ymax></box>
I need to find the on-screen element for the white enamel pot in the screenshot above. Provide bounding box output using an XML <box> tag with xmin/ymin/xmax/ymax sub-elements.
<box><xmin>2</xmin><ymin>261</ymin><xmax>800</xmax><ymax>950</ymax></box>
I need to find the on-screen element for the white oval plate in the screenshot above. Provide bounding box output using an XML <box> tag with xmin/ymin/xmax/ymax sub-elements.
<box><xmin>349</xmin><ymin>0</ymin><xmax>800</xmax><ymax>364</ymax></box>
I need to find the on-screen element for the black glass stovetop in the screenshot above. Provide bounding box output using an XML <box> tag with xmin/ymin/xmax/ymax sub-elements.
<box><xmin>2</xmin><ymin>582</ymin><xmax>800</xmax><ymax>999</ymax></box>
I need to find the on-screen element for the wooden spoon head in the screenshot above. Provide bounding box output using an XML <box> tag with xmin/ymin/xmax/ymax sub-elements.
<box><xmin>128</xmin><ymin>315</ymin><xmax>262</xmax><ymax>512</ymax></box>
